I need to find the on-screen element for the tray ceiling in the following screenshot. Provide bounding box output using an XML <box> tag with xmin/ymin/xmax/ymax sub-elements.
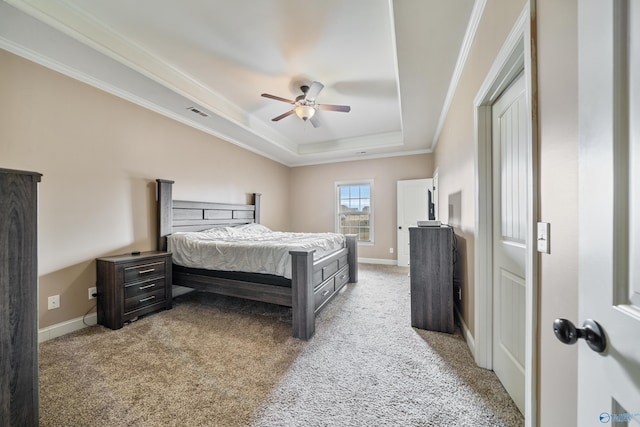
<box><xmin>2</xmin><ymin>0</ymin><xmax>476</xmax><ymax>166</ymax></box>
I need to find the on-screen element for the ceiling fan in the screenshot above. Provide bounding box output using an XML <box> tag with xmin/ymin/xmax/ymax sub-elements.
<box><xmin>261</xmin><ymin>81</ymin><xmax>351</xmax><ymax>128</ymax></box>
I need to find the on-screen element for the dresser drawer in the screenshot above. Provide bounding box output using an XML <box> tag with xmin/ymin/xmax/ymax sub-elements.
<box><xmin>124</xmin><ymin>277</ymin><xmax>166</xmax><ymax>299</ymax></box>
<box><xmin>314</xmin><ymin>277</ymin><xmax>335</xmax><ymax>311</ymax></box>
<box><xmin>123</xmin><ymin>260</ymin><xmax>166</xmax><ymax>283</ymax></box>
<box><xmin>334</xmin><ymin>265</ymin><xmax>350</xmax><ymax>291</ymax></box>
<box><xmin>124</xmin><ymin>288</ymin><xmax>166</xmax><ymax>313</ymax></box>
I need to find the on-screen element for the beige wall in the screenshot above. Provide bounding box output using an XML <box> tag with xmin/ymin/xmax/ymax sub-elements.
<box><xmin>433</xmin><ymin>0</ymin><xmax>527</xmax><ymax>335</ymax></box>
<box><xmin>290</xmin><ymin>155</ymin><xmax>433</xmax><ymax>261</ymax></box>
<box><xmin>434</xmin><ymin>0</ymin><xmax>579</xmax><ymax>425</ymax></box>
<box><xmin>0</xmin><ymin>50</ymin><xmax>291</xmax><ymax>328</ymax></box>
<box><xmin>537</xmin><ymin>0</ymin><xmax>579</xmax><ymax>425</ymax></box>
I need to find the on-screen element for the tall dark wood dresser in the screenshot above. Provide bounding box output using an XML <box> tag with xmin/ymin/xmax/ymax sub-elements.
<box><xmin>0</xmin><ymin>168</ymin><xmax>42</xmax><ymax>426</ymax></box>
<box><xmin>409</xmin><ymin>226</ymin><xmax>455</xmax><ymax>334</ymax></box>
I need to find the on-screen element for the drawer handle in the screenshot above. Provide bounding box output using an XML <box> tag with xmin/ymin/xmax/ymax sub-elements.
<box><xmin>139</xmin><ymin>284</ymin><xmax>155</xmax><ymax>290</ymax></box>
<box><xmin>322</xmin><ymin>289</ymin><xmax>331</xmax><ymax>297</ymax></box>
<box><xmin>138</xmin><ymin>268</ymin><xmax>155</xmax><ymax>274</ymax></box>
<box><xmin>139</xmin><ymin>296</ymin><xmax>156</xmax><ymax>303</ymax></box>
<box><xmin>339</xmin><ymin>275</ymin><xmax>346</xmax><ymax>280</ymax></box>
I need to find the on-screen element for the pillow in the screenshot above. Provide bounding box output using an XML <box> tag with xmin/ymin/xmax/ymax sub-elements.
<box><xmin>201</xmin><ymin>226</ymin><xmax>231</xmax><ymax>238</ymax></box>
<box><xmin>228</xmin><ymin>223</ymin><xmax>272</xmax><ymax>234</ymax></box>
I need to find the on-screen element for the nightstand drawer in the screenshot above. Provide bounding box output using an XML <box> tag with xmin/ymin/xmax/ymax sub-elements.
<box><xmin>124</xmin><ymin>277</ymin><xmax>166</xmax><ymax>299</ymax></box>
<box><xmin>124</xmin><ymin>288</ymin><xmax>166</xmax><ymax>313</ymax></box>
<box><xmin>123</xmin><ymin>260</ymin><xmax>166</xmax><ymax>283</ymax></box>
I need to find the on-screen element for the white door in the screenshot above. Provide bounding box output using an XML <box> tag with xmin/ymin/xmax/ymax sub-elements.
<box><xmin>397</xmin><ymin>179</ymin><xmax>432</xmax><ymax>267</ymax></box>
<box><xmin>492</xmin><ymin>73</ymin><xmax>527</xmax><ymax>414</ymax></box>
<box><xmin>576</xmin><ymin>1</ymin><xmax>640</xmax><ymax>425</ymax></box>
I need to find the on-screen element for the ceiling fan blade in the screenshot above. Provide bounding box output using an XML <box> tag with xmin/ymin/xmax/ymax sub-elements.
<box><xmin>261</xmin><ymin>93</ymin><xmax>295</xmax><ymax>104</ymax></box>
<box><xmin>305</xmin><ymin>81</ymin><xmax>324</xmax><ymax>102</ymax></box>
<box><xmin>310</xmin><ymin>116</ymin><xmax>321</xmax><ymax>128</ymax></box>
<box><xmin>271</xmin><ymin>109</ymin><xmax>295</xmax><ymax>121</ymax></box>
<box><xmin>317</xmin><ymin>104</ymin><xmax>351</xmax><ymax>113</ymax></box>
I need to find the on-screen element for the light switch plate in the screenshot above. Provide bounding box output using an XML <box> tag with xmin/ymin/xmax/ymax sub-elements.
<box><xmin>537</xmin><ymin>222</ymin><xmax>550</xmax><ymax>254</ymax></box>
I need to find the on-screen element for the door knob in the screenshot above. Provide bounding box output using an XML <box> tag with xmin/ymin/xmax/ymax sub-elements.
<box><xmin>553</xmin><ymin>318</ymin><xmax>607</xmax><ymax>353</ymax></box>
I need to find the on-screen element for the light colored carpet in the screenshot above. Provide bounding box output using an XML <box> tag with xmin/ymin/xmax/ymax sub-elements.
<box><xmin>39</xmin><ymin>264</ymin><xmax>523</xmax><ymax>426</ymax></box>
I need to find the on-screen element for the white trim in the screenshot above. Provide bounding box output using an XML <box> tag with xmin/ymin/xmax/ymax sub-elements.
<box><xmin>522</xmin><ymin>5</ymin><xmax>538</xmax><ymax>425</ymax></box>
<box><xmin>473</xmin><ymin>5</ymin><xmax>537</xmax><ymax>426</ymax></box>
<box><xmin>474</xmin><ymin>5</ymin><xmax>529</xmax><ymax>366</ymax></box>
<box><xmin>335</xmin><ymin>180</ymin><xmax>374</xmax><ymax>244</ymax></box>
<box><xmin>455</xmin><ymin>306</ymin><xmax>475</xmax><ymax>358</ymax></box>
<box><xmin>387</xmin><ymin>0</ymin><xmax>405</xmax><ymax>138</ymax></box>
<box><xmin>359</xmin><ymin>258</ymin><xmax>397</xmax><ymax>266</ymax></box>
<box><xmin>431</xmin><ymin>0</ymin><xmax>488</xmax><ymax>151</ymax></box>
<box><xmin>5</xmin><ymin>0</ymin><xmax>252</xmax><ymax>129</ymax></box>
<box><xmin>474</xmin><ymin>103</ymin><xmax>493</xmax><ymax>369</ymax></box>
<box><xmin>38</xmin><ymin>312</ymin><xmax>97</xmax><ymax>343</ymax></box>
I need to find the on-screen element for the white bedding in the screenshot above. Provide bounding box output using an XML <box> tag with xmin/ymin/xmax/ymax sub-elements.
<box><xmin>167</xmin><ymin>223</ymin><xmax>346</xmax><ymax>279</ymax></box>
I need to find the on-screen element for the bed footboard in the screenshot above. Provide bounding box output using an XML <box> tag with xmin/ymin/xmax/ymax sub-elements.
<box><xmin>290</xmin><ymin>234</ymin><xmax>358</xmax><ymax>339</ymax></box>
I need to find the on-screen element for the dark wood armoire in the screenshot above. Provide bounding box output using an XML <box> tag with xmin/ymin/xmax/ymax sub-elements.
<box><xmin>0</xmin><ymin>168</ymin><xmax>42</xmax><ymax>426</ymax></box>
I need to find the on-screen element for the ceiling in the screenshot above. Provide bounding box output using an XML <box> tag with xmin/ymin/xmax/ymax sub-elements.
<box><xmin>2</xmin><ymin>0</ymin><xmax>476</xmax><ymax>166</ymax></box>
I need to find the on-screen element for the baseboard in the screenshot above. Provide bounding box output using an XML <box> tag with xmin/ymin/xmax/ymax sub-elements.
<box><xmin>358</xmin><ymin>257</ymin><xmax>399</xmax><ymax>266</ymax></box>
<box><xmin>455</xmin><ymin>306</ymin><xmax>476</xmax><ymax>359</ymax></box>
<box><xmin>38</xmin><ymin>312</ymin><xmax>97</xmax><ymax>343</ymax></box>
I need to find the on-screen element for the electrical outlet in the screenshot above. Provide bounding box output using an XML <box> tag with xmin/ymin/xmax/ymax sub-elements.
<box><xmin>47</xmin><ymin>295</ymin><xmax>60</xmax><ymax>310</ymax></box>
<box><xmin>389</xmin><ymin>247</ymin><xmax>394</xmax><ymax>254</ymax></box>
<box><xmin>88</xmin><ymin>287</ymin><xmax>97</xmax><ymax>300</ymax></box>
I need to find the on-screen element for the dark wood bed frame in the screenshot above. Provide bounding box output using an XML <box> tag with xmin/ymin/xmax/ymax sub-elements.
<box><xmin>156</xmin><ymin>179</ymin><xmax>358</xmax><ymax>340</ymax></box>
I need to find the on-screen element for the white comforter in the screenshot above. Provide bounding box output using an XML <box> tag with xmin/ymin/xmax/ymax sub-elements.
<box><xmin>167</xmin><ymin>223</ymin><xmax>346</xmax><ymax>279</ymax></box>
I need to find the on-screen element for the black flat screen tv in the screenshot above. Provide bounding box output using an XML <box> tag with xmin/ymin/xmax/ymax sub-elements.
<box><xmin>428</xmin><ymin>189</ymin><xmax>436</xmax><ymax>220</ymax></box>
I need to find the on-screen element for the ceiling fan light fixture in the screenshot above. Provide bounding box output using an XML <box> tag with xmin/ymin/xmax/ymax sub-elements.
<box><xmin>262</xmin><ymin>81</ymin><xmax>350</xmax><ymax>127</ymax></box>
<box><xmin>295</xmin><ymin>105</ymin><xmax>316</xmax><ymax>121</ymax></box>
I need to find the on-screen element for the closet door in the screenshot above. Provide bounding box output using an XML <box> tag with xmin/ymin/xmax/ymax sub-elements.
<box><xmin>0</xmin><ymin>168</ymin><xmax>42</xmax><ymax>426</ymax></box>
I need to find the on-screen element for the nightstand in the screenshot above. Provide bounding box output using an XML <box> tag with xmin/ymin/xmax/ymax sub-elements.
<box><xmin>96</xmin><ymin>251</ymin><xmax>172</xmax><ymax>329</ymax></box>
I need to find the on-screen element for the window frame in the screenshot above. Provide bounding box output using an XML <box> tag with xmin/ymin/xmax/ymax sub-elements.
<box><xmin>335</xmin><ymin>180</ymin><xmax>374</xmax><ymax>244</ymax></box>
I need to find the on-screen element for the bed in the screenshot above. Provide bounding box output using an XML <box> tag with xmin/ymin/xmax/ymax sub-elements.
<box><xmin>156</xmin><ymin>179</ymin><xmax>358</xmax><ymax>340</ymax></box>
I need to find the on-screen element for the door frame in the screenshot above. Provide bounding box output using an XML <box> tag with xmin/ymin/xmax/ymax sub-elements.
<box><xmin>473</xmin><ymin>4</ymin><xmax>538</xmax><ymax>426</ymax></box>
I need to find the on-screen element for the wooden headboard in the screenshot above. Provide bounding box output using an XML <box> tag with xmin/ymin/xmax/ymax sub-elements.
<box><xmin>156</xmin><ymin>179</ymin><xmax>261</xmax><ymax>251</ymax></box>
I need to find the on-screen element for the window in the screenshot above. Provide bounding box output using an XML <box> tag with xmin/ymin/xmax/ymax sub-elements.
<box><xmin>336</xmin><ymin>181</ymin><xmax>373</xmax><ymax>243</ymax></box>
